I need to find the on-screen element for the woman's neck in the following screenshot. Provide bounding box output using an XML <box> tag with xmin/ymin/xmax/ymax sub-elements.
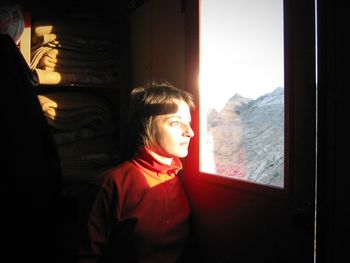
<box><xmin>145</xmin><ymin>146</ymin><xmax>173</xmax><ymax>166</ymax></box>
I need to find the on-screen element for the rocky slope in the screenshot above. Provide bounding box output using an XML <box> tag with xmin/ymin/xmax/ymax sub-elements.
<box><xmin>207</xmin><ymin>87</ymin><xmax>284</xmax><ymax>187</ymax></box>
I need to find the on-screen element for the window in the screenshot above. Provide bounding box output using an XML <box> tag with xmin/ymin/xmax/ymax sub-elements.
<box><xmin>199</xmin><ymin>0</ymin><xmax>284</xmax><ymax>188</ymax></box>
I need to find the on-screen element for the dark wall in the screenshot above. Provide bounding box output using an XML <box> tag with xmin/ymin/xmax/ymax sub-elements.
<box><xmin>316</xmin><ymin>0</ymin><xmax>349</xmax><ymax>262</ymax></box>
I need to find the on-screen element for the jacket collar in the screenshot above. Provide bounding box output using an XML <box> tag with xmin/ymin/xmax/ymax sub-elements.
<box><xmin>133</xmin><ymin>146</ymin><xmax>182</xmax><ymax>175</ymax></box>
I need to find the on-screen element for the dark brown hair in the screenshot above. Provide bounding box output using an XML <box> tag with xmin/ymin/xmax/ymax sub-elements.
<box><xmin>126</xmin><ymin>81</ymin><xmax>195</xmax><ymax>158</ymax></box>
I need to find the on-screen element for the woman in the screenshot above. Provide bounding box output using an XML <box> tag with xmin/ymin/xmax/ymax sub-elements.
<box><xmin>77</xmin><ymin>82</ymin><xmax>195</xmax><ymax>263</ymax></box>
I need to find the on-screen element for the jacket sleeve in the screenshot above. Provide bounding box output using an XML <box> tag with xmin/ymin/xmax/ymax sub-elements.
<box><xmin>77</xmin><ymin>179</ymin><xmax>118</xmax><ymax>263</ymax></box>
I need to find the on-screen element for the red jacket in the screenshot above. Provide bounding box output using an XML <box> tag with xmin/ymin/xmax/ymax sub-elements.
<box><xmin>77</xmin><ymin>147</ymin><xmax>191</xmax><ymax>263</ymax></box>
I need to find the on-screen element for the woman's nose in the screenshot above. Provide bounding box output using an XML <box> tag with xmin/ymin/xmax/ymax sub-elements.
<box><xmin>184</xmin><ymin>123</ymin><xmax>194</xmax><ymax>138</ymax></box>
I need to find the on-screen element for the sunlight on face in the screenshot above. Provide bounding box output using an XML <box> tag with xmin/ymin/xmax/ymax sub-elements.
<box><xmin>152</xmin><ymin>100</ymin><xmax>194</xmax><ymax>159</ymax></box>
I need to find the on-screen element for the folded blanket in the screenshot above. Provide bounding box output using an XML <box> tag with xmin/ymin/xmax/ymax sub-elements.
<box><xmin>30</xmin><ymin>46</ymin><xmax>51</xmax><ymax>70</ymax></box>
<box><xmin>32</xmin><ymin>33</ymin><xmax>118</xmax><ymax>51</ymax></box>
<box><xmin>31</xmin><ymin>43</ymin><xmax>118</xmax><ymax>70</ymax></box>
<box><xmin>32</xmin><ymin>18</ymin><xmax>120</xmax><ymax>43</ymax></box>
<box><xmin>43</xmin><ymin>39</ymin><xmax>117</xmax><ymax>54</ymax></box>
<box><xmin>56</xmin><ymin>134</ymin><xmax>118</xmax><ymax>159</ymax></box>
<box><xmin>38</xmin><ymin>91</ymin><xmax>113</xmax><ymax>131</ymax></box>
<box><xmin>38</xmin><ymin>91</ymin><xmax>110</xmax><ymax>111</ymax></box>
<box><xmin>42</xmin><ymin>65</ymin><xmax>117</xmax><ymax>76</ymax></box>
<box><xmin>60</xmin><ymin>152</ymin><xmax>120</xmax><ymax>185</ymax></box>
<box><xmin>42</xmin><ymin>47</ymin><xmax>117</xmax><ymax>62</ymax></box>
<box><xmin>52</xmin><ymin>123</ymin><xmax>116</xmax><ymax>145</ymax></box>
<box><xmin>37</xmin><ymin>53</ymin><xmax>116</xmax><ymax>69</ymax></box>
<box><xmin>30</xmin><ymin>17</ymin><xmax>121</xmax><ymax>88</ymax></box>
<box><xmin>34</xmin><ymin>68</ymin><xmax>118</xmax><ymax>85</ymax></box>
<box><xmin>37</xmin><ymin>94</ymin><xmax>57</xmax><ymax>116</ymax></box>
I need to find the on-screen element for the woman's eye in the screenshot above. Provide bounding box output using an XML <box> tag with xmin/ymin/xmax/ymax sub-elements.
<box><xmin>170</xmin><ymin>121</ymin><xmax>180</xmax><ymax>126</ymax></box>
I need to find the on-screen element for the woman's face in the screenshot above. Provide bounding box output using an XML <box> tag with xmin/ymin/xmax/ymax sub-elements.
<box><xmin>152</xmin><ymin>100</ymin><xmax>194</xmax><ymax>158</ymax></box>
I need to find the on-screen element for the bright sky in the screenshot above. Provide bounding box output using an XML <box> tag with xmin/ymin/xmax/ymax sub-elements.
<box><xmin>200</xmin><ymin>0</ymin><xmax>284</xmax><ymax>111</ymax></box>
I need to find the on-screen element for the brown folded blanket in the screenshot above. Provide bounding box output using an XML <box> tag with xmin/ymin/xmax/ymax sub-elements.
<box><xmin>37</xmin><ymin>91</ymin><xmax>113</xmax><ymax>131</ymax></box>
<box><xmin>32</xmin><ymin>33</ymin><xmax>118</xmax><ymax>51</ymax></box>
<box><xmin>52</xmin><ymin>123</ymin><xmax>116</xmax><ymax>145</ymax></box>
<box><xmin>32</xmin><ymin>18</ymin><xmax>120</xmax><ymax>44</ymax></box>
<box><xmin>38</xmin><ymin>53</ymin><xmax>116</xmax><ymax>69</ymax></box>
<box><xmin>56</xmin><ymin>134</ymin><xmax>118</xmax><ymax>159</ymax></box>
<box><xmin>34</xmin><ymin>68</ymin><xmax>118</xmax><ymax>85</ymax></box>
<box><xmin>42</xmin><ymin>47</ymin><xmax>116</xmax><ymax>62</ymax></box>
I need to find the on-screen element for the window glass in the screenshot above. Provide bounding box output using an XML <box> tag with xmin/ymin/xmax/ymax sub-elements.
<box><xmin>199</xmin><ymin>0</ymin><xmax>284</xmax><ymax>188</ymax></box>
